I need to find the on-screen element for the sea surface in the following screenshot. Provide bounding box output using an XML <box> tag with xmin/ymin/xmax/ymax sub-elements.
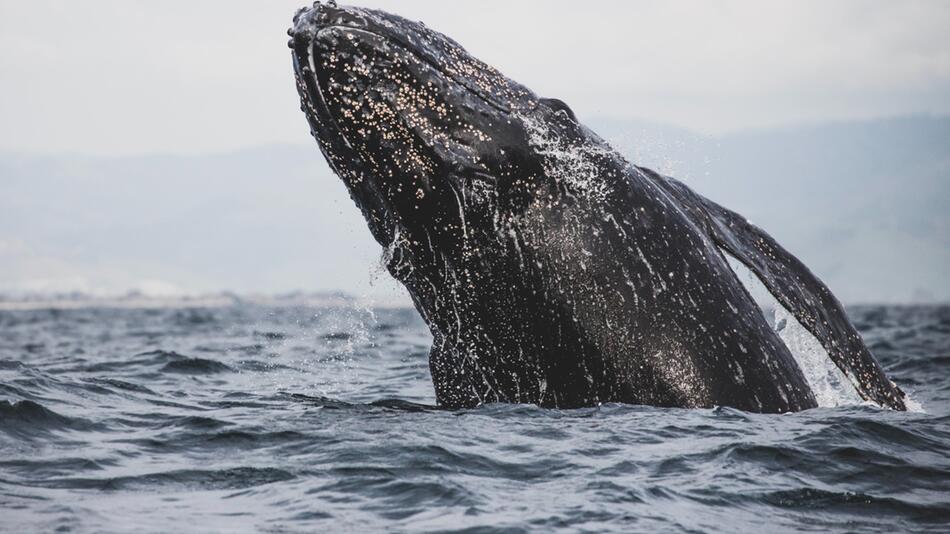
<box><xmin>1</xmin><ymin>302</ymin><xmax>948</xmax><ymax>532</ymax></box>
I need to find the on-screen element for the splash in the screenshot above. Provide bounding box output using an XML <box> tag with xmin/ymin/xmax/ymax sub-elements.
<box><xmin>724</xmin><ymin>251</ymin><xmax>924</xmax><ymax>411</ymax></box>
<box><xmin>769</xmin><ymin>305</ymin><xmax>864</xmax><ymax>407</ymax></box>
<box><xmin>722</xmin><ymin>251</ymin><xmax>864</xmax><ymax>408</ymax></box>
<box><xmin>519</xmin><ymin>113</ymin><xmax>614</xmax><ymax>203</ymax></box>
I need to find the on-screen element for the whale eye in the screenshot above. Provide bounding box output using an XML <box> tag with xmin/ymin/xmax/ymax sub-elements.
<box><xmin>540</xmin><ymin>98</ymin><xmax>577</xmax><ymax>122</ymax></box>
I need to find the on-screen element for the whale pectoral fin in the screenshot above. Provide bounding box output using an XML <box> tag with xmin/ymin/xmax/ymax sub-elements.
<box><xmin>650</xmin><ymin>171</ymin><xmax>907</xmax><ymax>410</ymax></box>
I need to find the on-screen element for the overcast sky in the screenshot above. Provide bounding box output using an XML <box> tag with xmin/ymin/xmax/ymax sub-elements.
<box><xmin>1</xmin><ymin>0</ymin><xmax>949</xmax><ymax>156</ymax></box>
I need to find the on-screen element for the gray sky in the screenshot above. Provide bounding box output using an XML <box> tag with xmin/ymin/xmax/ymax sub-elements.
<box><xmin>1</xmin><ymin>0</ymin><xmax>949</xmax><ymax>156</ymax></box>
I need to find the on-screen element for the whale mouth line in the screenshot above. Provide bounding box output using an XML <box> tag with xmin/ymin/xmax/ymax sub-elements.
<box><xmin>293</xmin><ymin>19</ymin><xmax>492</xmax><ymax>247</ymax></box>
<box><xmin>294</xmin><ymin>19</ymin><xmax>512</xmax><ymax>222</ymax></box>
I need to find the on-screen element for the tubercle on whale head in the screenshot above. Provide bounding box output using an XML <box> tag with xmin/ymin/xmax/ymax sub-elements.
<box><xmin>288</xmin><ymin>2</ymin><xmax>557</xmax><ymax>253</ymax></box>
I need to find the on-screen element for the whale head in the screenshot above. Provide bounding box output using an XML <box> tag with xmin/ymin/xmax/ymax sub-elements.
<box><xmin>289</xmin><ymin>2</ymin><xmax>583</xmax><ymax>256</ymax></box>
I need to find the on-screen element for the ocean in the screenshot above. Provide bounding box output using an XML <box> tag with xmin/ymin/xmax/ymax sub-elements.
<box><xmin>1</xmin><ymin>301</ymin><xmax>948</xmax><ymax>532</ymax></box>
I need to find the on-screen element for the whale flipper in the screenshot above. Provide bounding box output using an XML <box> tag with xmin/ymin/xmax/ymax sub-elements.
<box><xmin>650</xmin><ymin>172</ymin><xmax>907</xmax><ymax>410</ymax></box>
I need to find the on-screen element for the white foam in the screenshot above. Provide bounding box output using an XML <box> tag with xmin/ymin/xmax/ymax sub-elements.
<box><xmin>519</xmin><ymin>113</ymin><xmax>614</xmax><ymax>203</ymax></box>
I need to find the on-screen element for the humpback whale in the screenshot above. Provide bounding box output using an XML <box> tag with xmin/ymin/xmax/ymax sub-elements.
<box><xmin>288</xmin><ymin>2</ymin><xmax>907</xmax><ymax>412</ymax></box>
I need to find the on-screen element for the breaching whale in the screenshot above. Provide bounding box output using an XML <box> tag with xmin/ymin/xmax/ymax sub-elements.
<box><xmin>288</xmin><ymin>2</ymin><xmax>907</xmax><ymax>412</ymax></box>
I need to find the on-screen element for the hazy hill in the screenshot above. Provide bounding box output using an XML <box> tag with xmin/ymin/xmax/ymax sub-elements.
<box><xmin>593</xmin><ymin>115</ymin><xmax>950</xmax><ymax>303</ymax></box>
<box><xmin>1</xmin><ymin>116</ymin><xmax>947</xmax><ymax>303</ymax></box>
<box><xmin>0</xmin><ymin>145</ymin><xmax>391</xmax><ymax>298</ymax></box>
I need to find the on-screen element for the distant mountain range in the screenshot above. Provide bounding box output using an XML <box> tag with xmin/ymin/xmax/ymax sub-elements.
<box><xmin>592</xmin><ymin>115</ymin><xmax>950</xmax><ymax>303</ymax></box>
<box><xmin>1</xmin><ymin>115</ymin><xmax>947</xmax><ymax>303</ymax></box>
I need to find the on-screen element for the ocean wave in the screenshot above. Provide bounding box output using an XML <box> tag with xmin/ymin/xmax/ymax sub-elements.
<box><xmin>0</xmin><ymin>400</ymin><xmax>102</xmax><ymax>435</ymax></box>
<box><xmin>22</xmin><ymin>467</ymin><xmax>295</xmax><ymax>492</ymax></box>
<box><xmin>0</xmin><ymin>304</ymin><xmax>947</xmax><ymax>532</ymax></box>
<box><xmin>160</xmin><ymin>358</ymin><xmax>232</xmax><ymax>375</ymax></box>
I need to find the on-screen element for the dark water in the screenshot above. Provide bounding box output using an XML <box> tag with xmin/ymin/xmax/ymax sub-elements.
<box><xmin>1</xmin><ymin>303</ymin><xmax>948</xmax><ymax>532</ymax></box>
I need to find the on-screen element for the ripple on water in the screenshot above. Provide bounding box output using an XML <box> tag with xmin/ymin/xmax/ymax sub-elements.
<box><xmin>0</xmin><ymin>400</ymin><xmax>102</xmax><ymax>436</ymax></box>
<box><xmin>160</xmin><ymin>358</ymin><xmax>232</xmax><ymax>375</ymax></box>
<box><xmin>29</xmin><ymin>467</ymin><xmax>295</xmax><ymax>492</ymax></box>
